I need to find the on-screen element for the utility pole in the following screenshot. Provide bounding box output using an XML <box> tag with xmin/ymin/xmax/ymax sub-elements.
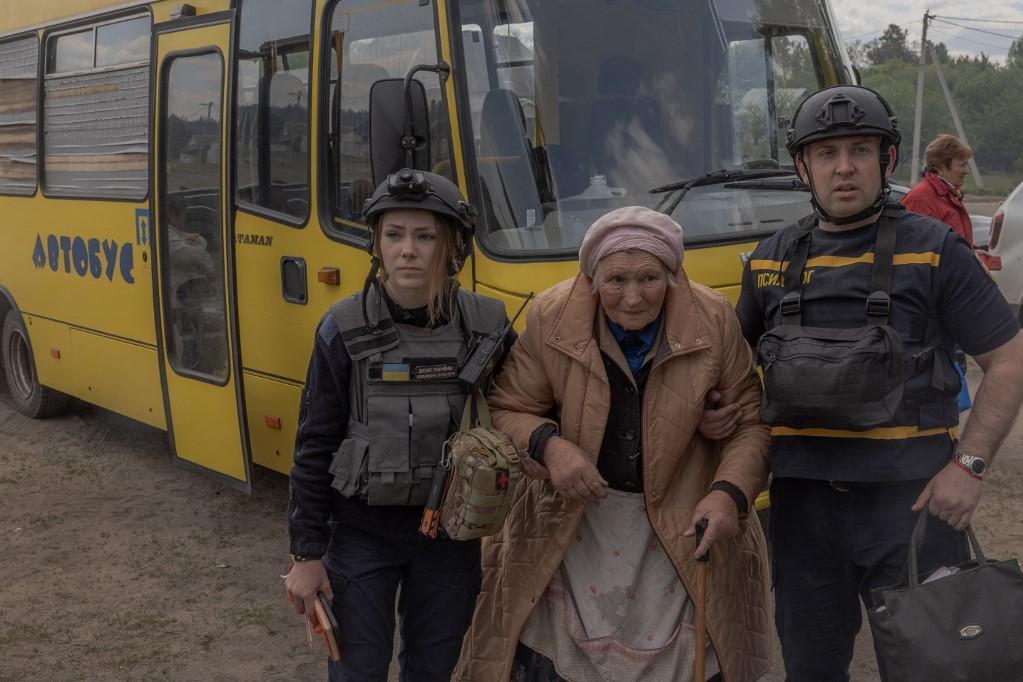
<box><xmin>910</xmin><ymin>12</ymin><xmax>930</xmax><ymax>186</ymax></box>
<box><xmin>928</xmin><ymin>44</ymin><xmax>984</xmax><ymax>189</ymax></box>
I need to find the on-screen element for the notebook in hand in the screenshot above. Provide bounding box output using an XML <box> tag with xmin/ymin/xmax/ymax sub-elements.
<box><xmin>312</xmin><ymin>592</ymin><xmax>340</xmax><ymax>662</ymax></box>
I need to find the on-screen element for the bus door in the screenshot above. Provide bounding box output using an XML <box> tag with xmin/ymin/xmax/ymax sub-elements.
<box><xmin>152</xmin><ymin>13</ymin><xmax>251</xmax><ymax>491</ymax></box>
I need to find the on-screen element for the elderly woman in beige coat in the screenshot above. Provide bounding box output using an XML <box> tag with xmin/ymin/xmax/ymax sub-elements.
<box><xmin>455</xmin><ymin>206</ymin><xmax>771</xmax><ymax>682</ymax></box>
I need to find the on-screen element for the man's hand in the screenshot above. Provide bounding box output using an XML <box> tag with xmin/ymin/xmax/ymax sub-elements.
<box><xmin>543</xmin><ymin>437</ymin><xmax>608</xmax><ymax>503</ymax></box>
<box><xmin>285</xmin><ymin>559</ymin><xmax>332</xmax><ymax>625</ymax></box>
<box><xmin>698</xmin><ymin>390</ymin><xmax>741</xmax><ymax>441</ymax></box>
<box><xmin>683</xmin><ymin>490</ymin><xmax>741</xmax><ymax>558</ymax></box>
<box><xmin>912</xmin><ymin>462</ymin><xmax>983</xmax><ymax>531</ymax></box>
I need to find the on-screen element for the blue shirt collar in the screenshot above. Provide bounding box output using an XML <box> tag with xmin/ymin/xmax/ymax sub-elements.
<box><xmin>606</xmin><ymin>314</ymin><xmax>662</xmax><ymax>375</ymax></box>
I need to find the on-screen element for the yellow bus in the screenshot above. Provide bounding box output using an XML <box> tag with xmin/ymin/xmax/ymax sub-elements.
<box><xmin>0</xmin><ymin>0</ymin><xmax>854</xmax><ymax>491</ymax></box>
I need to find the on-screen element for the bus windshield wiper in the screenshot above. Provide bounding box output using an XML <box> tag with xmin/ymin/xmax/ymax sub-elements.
<box><xmin>650</xmin><ymin>168</ymin><xmax>797</xmax><ymax>215</ymax></box>
<box><xmin>723</xmin><ymin>177</ymin><xmax>808</xmax><ymax>191</ymax></box>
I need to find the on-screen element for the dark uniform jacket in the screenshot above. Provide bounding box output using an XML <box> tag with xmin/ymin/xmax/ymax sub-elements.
<box><xmin>736</xmin><ymin>208</ymin><xmax>1018</xmax><ymax>482</ymax></box>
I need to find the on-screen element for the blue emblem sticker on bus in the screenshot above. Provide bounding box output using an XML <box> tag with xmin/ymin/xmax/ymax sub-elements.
<box><xmin>135</xmin><ymin>208</ymin><xmax>150</xmax><ymax>246</ymax></box>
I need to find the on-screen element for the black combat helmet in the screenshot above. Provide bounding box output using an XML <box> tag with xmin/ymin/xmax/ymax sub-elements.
<box><xmin>786</xmin><ymin>85</ymin><xmax>901</xmax><ymax>224</ymax></box>
<box><xmin>359</xmin><ymin>169</ymin><xmax>476</xmax><ymax>327</ymax></box>
<box><xmin>364</xmin><ymin>167</ymin><xmax>475</xmax><ymax>231</ymax></box>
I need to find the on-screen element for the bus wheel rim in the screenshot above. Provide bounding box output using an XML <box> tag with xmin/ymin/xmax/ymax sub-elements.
<box><xmin>8</xmin><ymin>329</ymin><xmax>35</xmax><ymax>401</ymax></box>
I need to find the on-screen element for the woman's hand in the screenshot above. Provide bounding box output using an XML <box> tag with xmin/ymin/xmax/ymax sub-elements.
<box><xmin>285</xmin><ymin>559</ymin><xmax>332</xmax><ymax>625</ymax></box>
<box><xmin>543</xmin><ymin>437</ymin><xmax>609</xmax><ymax>503</ymax></box>
<box><xmin>683</xmin><ymin>490</ymin><xmax>741</xmax><ymax>559</ymax></box>
<box><xmin>697</xmin><ymin>390</ymin><xmax>741</xmax><ymax>441</ymax></box>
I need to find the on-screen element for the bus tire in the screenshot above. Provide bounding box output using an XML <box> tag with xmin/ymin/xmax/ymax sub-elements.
<box><xmin>2</xmin><ymin>309</ymin><xmax>71</xmax><ymax>419</ymax></box>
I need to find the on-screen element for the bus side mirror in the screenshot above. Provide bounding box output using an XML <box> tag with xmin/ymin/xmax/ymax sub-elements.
<box><xmin>369</xmin><ymin>78</ymin><xmax>431</xmax><ymax>188</ymax></box>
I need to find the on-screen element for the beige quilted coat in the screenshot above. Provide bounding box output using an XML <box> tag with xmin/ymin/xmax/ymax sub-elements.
<box><xmin>455</xmin><ymin>272</ymin><xmax>772</xmax><ymax>682</ymax></box>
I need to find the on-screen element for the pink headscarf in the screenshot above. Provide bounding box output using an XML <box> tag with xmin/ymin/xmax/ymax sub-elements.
<box><xmin>578</xmin><ymin>206</ymin><xmax>685</xmax><ymax>277</ymax></box>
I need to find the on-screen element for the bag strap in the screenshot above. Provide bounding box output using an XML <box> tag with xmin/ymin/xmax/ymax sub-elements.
<box><xmin>779</xmin><ymin>221</ymin><xmax>815</xmax><ymax>325</ymax></box>
<box><xmin>459</xmin><ymin>388</ymin><xmax>492</xmax><ymax>431</ymax></box>
<box><xmin>779</xmin><ymin>207</ymin><xmax>900</xmax><ymax>326</ymax></box>
<box><xmin>906</xmin><ymin>508</ymin><xmax>988</xmax><ymax>587</ymax></box>
<box><xmin>866</xmin><ymin>211</ymin><xmax>898</xmax><ymax>325</ymax></box>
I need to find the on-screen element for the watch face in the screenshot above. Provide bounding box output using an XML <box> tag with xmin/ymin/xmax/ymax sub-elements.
<box><xmin>969</xmin><ymin>459</ymin><xmax>986</xmax><ymax>475</ymax></box>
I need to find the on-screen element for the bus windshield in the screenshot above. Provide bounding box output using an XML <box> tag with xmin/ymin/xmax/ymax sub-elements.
<box><xmin>457</xmin><ymin>0</ymin><xmax>848</xmax><ymax>255</ymax></box>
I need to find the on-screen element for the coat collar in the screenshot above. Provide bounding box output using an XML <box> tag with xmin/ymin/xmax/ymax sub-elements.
<box><xmin>544</xmin><ymin>271</ymin><xmax>713</xmax><ymax>362</ymax></box>
<box><xmin>924</xmin><ymin>171</ymin><xmax>963</xmax><ymax>203</ymax></box>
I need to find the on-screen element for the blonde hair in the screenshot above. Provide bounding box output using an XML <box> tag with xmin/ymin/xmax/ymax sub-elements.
<box><xmin>372</xmin><ymin>213</ymin><xmax>459</xmax><ymax>324</ymax></box>
<box><xmin>925</xmin><ymin>134</ymin><xmax>972</xmax><ymax>173</ymax></box>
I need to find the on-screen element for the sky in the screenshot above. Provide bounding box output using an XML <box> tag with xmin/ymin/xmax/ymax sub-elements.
<box><xmin>833</xmin><ymin>0</ymin><xmax>1023</xmax><ymax>62</ymax></box>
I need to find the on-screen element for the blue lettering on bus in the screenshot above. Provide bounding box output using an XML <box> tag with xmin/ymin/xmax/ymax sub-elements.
<box><xmin>59</xmin><ymin>236</ymin><xmax>72</xmax><ymax>273</ymax></box>
<box><xmin>32</xmin><ymin>232</ymin><xmax>136</xmax><ymax>284</ymax></box>
<box><xmin>87</xmin><ymin>238</ymin><xmax>102</xmax><ymax>279</ymax></box>
<box><xmin>102</xmin><ymin>240</ymin><xmax>118</xmax><ymax>281</ymax></box>
<box><xmin>120</xmin><ymin>243</ymin><xmax>135</xmax><ymax>284</ymax></box>
<box><xmin>71</xmin><ymin>237</ymin><xmax>88</xmax><ymax>276</ymax></box>
<box><xmin>32</xmin><ymin>235</ymin><xmax>46</xmax><ymax>269</ymax></box>
<box><xmin>47</xmin><ymin>234</ymin><xmax>59</xmax><ymax>270</ymax></box>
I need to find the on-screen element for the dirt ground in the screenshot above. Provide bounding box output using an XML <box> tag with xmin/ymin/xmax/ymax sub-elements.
<box><xmin>2</xmin><ymin>360</ymin><xmax>1022</xmax><ymax>681</ymax></box>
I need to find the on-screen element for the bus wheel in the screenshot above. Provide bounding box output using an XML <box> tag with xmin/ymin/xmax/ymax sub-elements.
<box><xmin>2</xmin><ymin>309</ymin><xmax>71</xmax><ymax>418</ymax></box>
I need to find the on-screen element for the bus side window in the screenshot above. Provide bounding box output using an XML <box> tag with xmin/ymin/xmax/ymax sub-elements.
<box><xmin>325</xmin><ymin>0</ymin><xmax>455</xmax><ymax>240</ymax></box>
<box><xmin>0</xmin><ymin>35</ymin><xmax>38</xmax><ymax>196</ymax></box>
<box><xmin>43</xmin><ymin>15</ymin><xmax>150</xmax><ymax>199</ymax></box>
<box><xmin>235</xmin><ymin>0</ymin><xmax>313</xmax><ymax>225</ymax></box>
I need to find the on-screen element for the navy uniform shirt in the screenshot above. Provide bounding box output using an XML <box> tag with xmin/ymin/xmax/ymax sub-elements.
<box><xmin>736</xmin><ymin>209</ymin><xmax>1018</xmax><ymax>481</ymax></box>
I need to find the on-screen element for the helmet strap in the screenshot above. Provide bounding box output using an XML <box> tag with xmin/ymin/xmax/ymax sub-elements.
<box><xmin>360</xmin><ymin>258</ymin><xmax>384</xmax><ymax>333</ymax></box>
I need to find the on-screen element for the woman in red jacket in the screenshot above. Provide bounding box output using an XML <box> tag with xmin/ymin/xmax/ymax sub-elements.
<box><xmin>902</xmin><ymin>133</ymin><xmax>974</xmax><ymax>244</ymax></box>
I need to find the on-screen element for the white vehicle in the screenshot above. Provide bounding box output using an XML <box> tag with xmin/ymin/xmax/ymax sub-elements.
<box><xmin>988</xmin><ymin>181</ymin><xmax>1023</xmax><ymax>320</ymax></box>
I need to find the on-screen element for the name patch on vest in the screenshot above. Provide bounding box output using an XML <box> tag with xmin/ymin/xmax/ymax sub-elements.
<box><xmin>369</xmin><ymin>357</ymin><xmax>460</xmax><ymax>382</ymax></box>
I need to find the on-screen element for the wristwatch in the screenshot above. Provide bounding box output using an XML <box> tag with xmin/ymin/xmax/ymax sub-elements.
<box><xmin>952</xmin><ymin>450</ymin><xmax>987</xmax><ymax>479</ymax></box>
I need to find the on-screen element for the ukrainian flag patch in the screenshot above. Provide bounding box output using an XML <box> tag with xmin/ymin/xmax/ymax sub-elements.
<box><xmin>380</xmin><ymin>363</ymin><xmax>411</xmax><ymax>381</ymax></box>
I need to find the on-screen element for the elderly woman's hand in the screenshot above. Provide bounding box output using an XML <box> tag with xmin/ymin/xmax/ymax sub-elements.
<box><xmin>683</xmin><ymin>490</ymin><xmax>741</xmax><ymax>559</ymax></box>
<box><xmin>543</xmin><ymin>437</ymin><xmax>609</xmax><ymax>503</ymax></box>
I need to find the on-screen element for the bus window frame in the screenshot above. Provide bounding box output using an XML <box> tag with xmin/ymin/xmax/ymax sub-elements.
<box><xmin>38</xmin><ymin>8</ymin><xmax>154</xmax><ymax>204</ymax></box>
<box><xmin>157</xmin><ymin>46</ymin><xmax>232</xmax><ymax>387</ymax></box>
<box><xmin>315</xmin><ymin>0</ymin><xmax>456</xmax><ymax>249</ymax></box>
<box><xmin>0</xmin><ymin>32</ymin><xmax>41</xmax><ymax>199</ymax></box>
<box><xmin>231</xmin><ymin>0</ymin><xmax>315</xmax><ymax>230</ymax></box>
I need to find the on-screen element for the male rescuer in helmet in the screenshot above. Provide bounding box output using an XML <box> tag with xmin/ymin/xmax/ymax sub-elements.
<box><xmin>707</xmin><ymin>85</ymin><xmax>1023</xmax><ymax>680</ymax></box>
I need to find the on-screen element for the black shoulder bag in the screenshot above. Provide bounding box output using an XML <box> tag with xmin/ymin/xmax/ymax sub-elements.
<box><xmin>867</xmin><ymin>510</ymin><xmax>1023</xmax><ymax>681</ymax></box>
<box><xmin>757</xmin><ymin>214</ymin><xmax>904</xmax><ymax>430</ymax></box>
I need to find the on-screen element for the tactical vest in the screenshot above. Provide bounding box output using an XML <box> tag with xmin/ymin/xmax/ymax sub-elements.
<box><xmin>327</xmin><ymin>285</ymin><xmax>507</xmax><ymax>506</ymax></box>
<box><xmin>761</xmin><ymin>207</ymin><xmax>960</xmax><ymax>434</ymax></box>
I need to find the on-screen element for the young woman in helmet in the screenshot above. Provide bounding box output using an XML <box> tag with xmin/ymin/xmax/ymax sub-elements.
<box><xmin>285</xmin><ymin>169</ymin><xmax>512</xmax><ymax>681</ymax></box>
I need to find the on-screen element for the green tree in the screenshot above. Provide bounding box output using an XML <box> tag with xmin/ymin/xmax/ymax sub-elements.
<box><xmin>865</xmin><ymin>24</ymin><xmax>916</xmax><ymax>65</ymax></box>
<box><xmin>1008</xmin><ymin>34</ymin><xmax>1023</xmax><ymax>68</ymax></box>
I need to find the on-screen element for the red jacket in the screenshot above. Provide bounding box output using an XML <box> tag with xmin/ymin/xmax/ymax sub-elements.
<box><xmin>902</xmin><ymin>172</ymin><xmax>973</xmax><ymax>246</ymax></box>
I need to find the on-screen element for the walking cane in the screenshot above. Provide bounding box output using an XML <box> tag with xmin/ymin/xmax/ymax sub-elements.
<box><xmin>694</xmin><ymin>518</ymin><xmax>710</xmax><ymax>682</ymax></box>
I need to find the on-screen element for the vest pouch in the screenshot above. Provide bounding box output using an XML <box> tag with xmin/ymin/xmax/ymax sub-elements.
<box><xmin>366</xmin><ymin>394</ymin><xmax>412</xmax><ymax>505</ymax></box>
<box><xmin>329</xmin><ymin>421</ymin><xmax>370</xmax><ymax>498</ymax></box>
<box><xmin>440</xmin><ymin>426</ymin><xmax>521</xmax><ymax>540</ymax></box>
<box><xmin>407</xmin><ymin>391</ymin><xmax>459</xmax><ymax>505</ymax></box>
<box><xmin>759</xmin><ymin>323</ymin><xmax>904</xmax><ymax>430</ymax></box>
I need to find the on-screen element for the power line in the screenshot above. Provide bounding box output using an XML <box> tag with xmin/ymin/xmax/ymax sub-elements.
<box><xmin>931</xmin><ymin>15</ymin><xmax>1023</xmax><ymax>25</ymax></box>
<box><xmin>931</xmin><ymin>17</ymin><xmax>1020</xmax><ymax>41</ymax></box>
<box><xmin>927</xmin><ymin>26</ymin><xmax>1012</xmax><ymax>52</ymax></box>
<box><xmin>846</xmin><ymin>19</ymin><xmax>920</xmax><ymax>41</ymax></box>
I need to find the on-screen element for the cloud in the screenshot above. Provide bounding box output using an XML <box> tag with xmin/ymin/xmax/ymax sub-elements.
<box><xmin>834</xmin><ymin>0</ymin><xmax>1023</xmax><ymax>61</ymax></box>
